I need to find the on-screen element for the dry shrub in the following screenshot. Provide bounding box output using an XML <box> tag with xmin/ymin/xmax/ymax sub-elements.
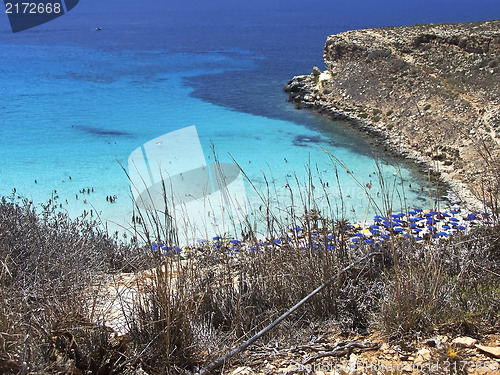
<box><xmin>377</xmin><ymin>226</ymin><xmax>500</xmax><ymax>338</ymax></box>
<box><xmin>0</xmin><ymin>196</ymin><xmax>138</xmax><ymax>373</ymax></box>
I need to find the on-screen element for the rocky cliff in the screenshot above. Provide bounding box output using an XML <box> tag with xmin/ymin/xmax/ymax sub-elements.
<box><xmin>284</xmin><ymin>20</ymin><xmax>500</xmax><ymax>209</ymax></box>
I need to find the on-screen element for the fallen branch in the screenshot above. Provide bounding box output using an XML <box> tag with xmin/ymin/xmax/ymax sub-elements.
<box><xmin>199</xmin><ymin>252</ymin><xmax>381</xmax><ymax>374</ymax></box>
<box><xmin>303</xmin><ymin>340</ymin><xmax>380</xmax><ymax>365</ymax></box>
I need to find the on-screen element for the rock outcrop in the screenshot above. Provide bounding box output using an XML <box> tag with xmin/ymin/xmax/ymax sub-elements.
<box><xmin>284</xmin><ymin>20</ymin><xmax>500</xmax><ymax>209</ymax></box>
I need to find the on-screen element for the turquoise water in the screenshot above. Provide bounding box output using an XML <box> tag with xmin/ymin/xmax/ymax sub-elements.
<box><xmin>1</xmin><ymin>1</ymin><xmax>496</xmax><ymax>242</ymax></box>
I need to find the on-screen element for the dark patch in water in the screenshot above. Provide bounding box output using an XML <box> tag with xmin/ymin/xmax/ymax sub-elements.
<box><xmin>74</xmin><ymin>125</ymin><xmax>131</xmax><ymax>137</ymax></box>
<box><xmin>293</xmin><ymin>134</ymin><xmax>323</xmax><ymax>147</ymax></box>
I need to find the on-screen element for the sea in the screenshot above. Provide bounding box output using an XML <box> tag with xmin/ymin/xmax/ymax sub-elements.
<box><xmin>0</xmin><ymin>0</ymin><xmax>497</xmax><ymax>243</ymax></box>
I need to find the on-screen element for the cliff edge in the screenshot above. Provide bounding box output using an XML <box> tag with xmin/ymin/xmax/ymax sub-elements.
<box><xmin>284</xmin><ymin>20</ymin><xmax>500</xmax><ymax>209</ymax></box>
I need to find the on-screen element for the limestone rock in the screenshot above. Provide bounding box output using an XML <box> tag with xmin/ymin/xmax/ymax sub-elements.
<box><xmin>475</xmin><ymin>344</ymin><xmax>500</xmax><ymax>358</ymax></box>
<box><xmin>452</xmin><ymin>336</ymin><xmax>478</xmax><ymax>348</ymax></box>
<box><xmin>414</xmin><ymin>348</ymin><xmax>432</xmax><ymax>363</ymax></box>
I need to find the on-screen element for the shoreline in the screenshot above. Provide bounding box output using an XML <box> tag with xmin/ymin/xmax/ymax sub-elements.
<box><xmin>283</xmin><ymin>21</ymin><xmax>499</xmax><ymax>215</ymax></box>
<box><xmin>284</xmin><ymin>74</ymin><xmax>484</xmax><ymax>213</ymax></box>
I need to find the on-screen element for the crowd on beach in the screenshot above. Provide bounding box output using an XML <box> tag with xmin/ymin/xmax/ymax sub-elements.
<box><xmin>151</xmin><ymin>207</ymin><xmax>493</xmax><ymax>257</ymax></box>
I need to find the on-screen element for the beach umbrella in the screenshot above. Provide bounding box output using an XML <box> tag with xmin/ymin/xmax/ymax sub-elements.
<box><xmin>351</xmin><ymin>237</ymin><xmax>360</xmax><ymax>243</ymax></box>
<box><xmin>355</xmin><ymin>232</ymin><xmax>364</xmax><ymax>237</ymax></box>
<box><xmin>442</xmin><ymin>213</ymin><xmax>451</xmax><ymax>217</ymax></box>
<box><xmin>442</xmin><ymin>225</ymin><xmax>451</xmax><ymax>230</ymax></box>
<box><xmin>394</xmin><ymin>227</ymin><xmax>404</xmax><ymax>233</ymax></box>
<box><xmin>381</xmin><ymin>234</ymin><xmax>391</xmax><ymax>239</ymax></box>
<box><xmin>466</xmin><ymin>214</ymin><xmax>477</xmax><ymax>220</ymax></box>
<box><xmin>294</xmin><ymin>226</ymin><xmax>302</xmax><ymax>231</ymax></box>
<box><xmin>370</xmin><ymin>225</ymin><xmax>380</xmax><ymax>229</ymax></box>
<box><xmin>450</xmin><ymin>210</ymin><xmax>458</xmax><ymax>214</ymax></box>
<box><xmin>450</xmin><ymin>217</ymin><xmax>459</xmax><ymax>222</ymax></box>
<box><xmin>415</xmin><ymin>236</ymin><xmax>423</xmax><ymax>241</ymax></box>
<box><xmin>438</xmin><ymin>232</ymin><xmax>449</xmax><ymax>237</ymax></box>
<box><xmin>414</xmin><ymin>208</ymin><xmax>423</xmax><ymax>213</ymax></box>
<box><xmin>414</xmin><ymin>228</ymin><xmax>422</xmax><ymax>233</ymax></box>
<box><xmin>409</xmin><ymin>210</ymin><xmax>417</xmax><ymax>215</ymax></box>
<box><xmin>456</xmin><ymin>225</ymin><xmax>466</xmax><ymax>230</ymax></box>
<box><xmin>327</xmin><ymin>234</ymin><xmax>334</xmax><ymax>239</ymax></box>
<box><xmin>370</xmin><ymin>229</ymin><xmax>380</xmax><ymax>235</ymax></box>
<box><xmin>364</xmin><ymin>239</ymin><xmax>374</xmax><ymax>244</ymax></box>
<box><xmin>230</xmin><ymin>239</ymin><xmax>241</xmax><ymax>244</ymax></box>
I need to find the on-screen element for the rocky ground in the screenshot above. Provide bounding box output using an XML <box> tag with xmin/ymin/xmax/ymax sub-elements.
<box><xmin>225</xmin><ymin>331</ymin><xmax>500</xmax><ymax>375</ymax></box>
<box><xmin>284</xmin><ymin>20</ymin><xmax>500</xmax><ymax>211</ymax></box>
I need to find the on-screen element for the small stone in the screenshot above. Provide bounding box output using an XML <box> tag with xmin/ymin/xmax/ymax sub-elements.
<box><xmin>475</xmin><ymin>344</ymin><xmax>500</xmax><ymax>358</ymax></box>
<box><xmin>452</xmin><ymin>337</ymin><xmax>478</xmax><ymax>348</ymax></box>
<box><xmin>231</xmin><ymin>366</ymin><xmax>253</xmax><ymax>375</ymax></box>
<box><xmin>414</xmin><ymin>348</ymin><xmax>432</xmax><ymax>363</ymax></box>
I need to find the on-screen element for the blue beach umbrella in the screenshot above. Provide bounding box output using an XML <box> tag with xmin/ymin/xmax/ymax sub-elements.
<box><xmin>351</xmin><ymin>237</ymin><xmax>360</xmax><ymax>242</ymax></box>
<box><xmin>450</xmin><ymin>210</ymin><xmax>458</xmax><ymax>214</ymax></box>
<box><xmin>355</xmin><ymin>232</ymin><xmax>364</xmax><ymax>237</ymax></box>
<box><xmin>442</xmin><ymin>225</ymin><xmax>451</xmax><ymax>230</ymax></box>
<box><xmin>370</xmin><ymin>225</ymin><xmax>380</xmax><ymax>229</ymax></box>
<box><xmin>466</xmin><ymin>214</ymin><xmax>477</xmax><ymax>220</ymax></box>
<box><xmin>456</xmin><ymin>225</ymin><xmax>466</xmax><ymax>230</ymax></box>
<box><xmin>414</xmin><ymin>208</ymin><xmax>423</xmax><ymax>213</ymax></box>
<box><xmin>294</xmin><ymin>226</ymin><xmax>302</xmax><ymax>231</ymax></box>
<box><xmin>415</xmin><ymin>236</ymin><xmax>423</xmax><ymax>241</ymax></box>
<box><xmin>394</xmin><ymin>227</ymin><xmax>404</xmax><ymax>233</ymax></box>
<box><xmin>364</xmin><ymin>239</ymin><xmax>374</xmax><ymax>244</ymax></box>
<box><xmin>450</xmin><ymin>217</ymin><xmax>459</xmax><ymax>222</ymax></box>
<box><xmin>370</xmin><ymin>229</ymin><xmax>380</xmax><ymax>235</ymax></box>
<box><xmin>381</xmin><ymin>234</ymin><xmax>391</xmax><ymax>239</ymax></box>
<box><xmin>231</xmin><ymin>239</ymin><xmax>241</xmax><ymax>244</ymax></box>
<box><xmin>438</xmin><ymin>232</ymin><xmax>449</xmax><ymax>237</ymax></box>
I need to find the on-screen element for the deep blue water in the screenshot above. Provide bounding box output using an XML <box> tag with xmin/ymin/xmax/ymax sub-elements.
<box><xmin>0</xmin><ymin>0</ymin><xmax>498</xmax><ymax>241</ymax></box>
